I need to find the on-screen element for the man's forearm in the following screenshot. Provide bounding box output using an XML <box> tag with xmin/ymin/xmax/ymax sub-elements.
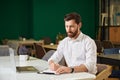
<box><xmin>73</xmin><ymin>64</ymin><xmax>88</xmax><ymax>72</ymax></box>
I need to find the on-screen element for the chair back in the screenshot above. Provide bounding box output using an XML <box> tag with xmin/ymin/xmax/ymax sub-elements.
<box><xmin>95</xmin><ymin>64</ymin><xmax>112</xmax><ymax>80</ymax></box>
<box><xmin>42</xmin><ymin>50</ymin><xmax>55</xmax><ymax>61</ymax></box>
<box><xmin>42</xmin><ymin>37</ymin><xmax>51</xmax><ymax>45</ymax></box>
<box><xmin>102</xmin><ymin>40</ymin><xmax>114</xmax><ymax>49</ymax></box>
<box><xmin>94</xmin><ymin>40</ymin><xmax>103</xmax><ymax>53</ymax></box>
<box><xmin>42</xmin><ymin>50</ymin><xmax>66</xmax><ymax>66</ymax></box>
<box><xmin>34</xmin><ymin>43</ymin><xmax>46</xmax><ymax>59</ymax></box>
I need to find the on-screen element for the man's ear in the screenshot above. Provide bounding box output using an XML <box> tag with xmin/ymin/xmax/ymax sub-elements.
<box><xmin>78</xmin><ymin>22</ymin><xmax>82</xmax><ymax>29</ymax></box>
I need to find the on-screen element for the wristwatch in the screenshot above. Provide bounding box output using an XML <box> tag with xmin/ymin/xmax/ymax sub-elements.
<box><xmin>70</xmin><ymin>67</ymin><xmax>74</xmax><ymax>73</ymax></box>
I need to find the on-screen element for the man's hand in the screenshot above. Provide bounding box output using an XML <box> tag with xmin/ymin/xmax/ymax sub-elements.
<box><xmin>49</xmin><ymin>60</ymin><xmax>60</xmax><ymax>71</ymax></box>
<box><xmin>49</xmin><ymin>60</ymin><xmax>72</xmax><ymax>74</ymax></box>
<box><xmin>56</xmin><ymin>66</ymin><xmax>72</xmax><ymax>74</ymax></box>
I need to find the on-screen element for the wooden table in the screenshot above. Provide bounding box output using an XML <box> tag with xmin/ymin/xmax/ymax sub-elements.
<box><xmin>43</xmin><ymin>44</ymin><xmax>57</xmax><ymax>50</ymax></box>
<box><xmin>8</xmin><ymin>40</ymin><xmax>43</xmax><ymax>46</ymax></box>
<box><xmin>42</xmin><ymin>45</ymin><xmax>57</xmax><ymax>52</ymax></box>
<box><xmin>7</xmin><ymin>40</ymin><xmax>44</xmax><ymax>56</ymax></box>
<box><xmin>97</xmin><ymin>54</ymin><xmax>120</xmax><ymax>66</ymax></box>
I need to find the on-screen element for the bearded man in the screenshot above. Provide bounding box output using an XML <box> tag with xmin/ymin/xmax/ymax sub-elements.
<box><xmin>48</xmin><ymin>12</ymin><xmax>97</xmax><ymax>74</ymax></box>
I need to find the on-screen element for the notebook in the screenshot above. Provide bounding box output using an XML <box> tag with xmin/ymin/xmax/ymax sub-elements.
<box><xmin>9</xmin><ymin>48</ymin><xmax>39</xmax><ymax>73</ymax></box>
<box><xmin>16</xmin><ymin>66</ymin><xmax>39</xmax><ymax>73</ymax></box>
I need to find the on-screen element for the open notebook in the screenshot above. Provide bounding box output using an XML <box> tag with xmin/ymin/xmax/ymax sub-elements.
<box><xmin>9</xmin><ymin>48</ymin><xmax>39</xmax><ymax>73</ymax></box>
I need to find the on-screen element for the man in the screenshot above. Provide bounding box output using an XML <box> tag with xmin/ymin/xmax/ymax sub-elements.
<box><xmin>48</xmin><ymin>12</ymin><xmax>97</xmax><ymax>74</ymax></box>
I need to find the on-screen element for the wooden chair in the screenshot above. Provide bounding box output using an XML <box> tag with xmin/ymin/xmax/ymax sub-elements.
<box><xmin>95</xmin><ymin>64</ymin><xmax>112</xmax><ymax>80</ymax></box>
<box><xmin>34</xmin><ymin>43</ymin><xmax>46</xmax><ymax>59</ymax></box>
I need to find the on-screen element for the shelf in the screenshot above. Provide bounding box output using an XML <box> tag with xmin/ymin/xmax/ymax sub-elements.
<box><xmin>99</xmin><ymin>25</ymin><xmax>120</xmax><ymax>27</ymax></box>
<box><xmin>98</xmin><ymin>0</ymin><xmax>120</xmax><ymax>41</ymax></box>
<box><xmin>99</xmin><ymin>0</ymin><xmax>120</xmax><ymax>26</ymax></box>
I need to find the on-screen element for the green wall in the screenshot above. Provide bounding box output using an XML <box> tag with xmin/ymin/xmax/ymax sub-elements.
<box><xmin>0</xmin><ymin>0</ymin><xmax>99</xmax><ymax>44</ymax></box>
<box><xmin>0</xmin><ymin>0</ymin><xmax>33</xmax><ymax>43</ymax></box>
<box><xmin>33</xmin><ymin>0</ymin><xmax>98</xmax><ymax>42</ymax></box>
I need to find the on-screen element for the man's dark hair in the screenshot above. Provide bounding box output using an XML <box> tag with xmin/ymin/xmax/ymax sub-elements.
<box><xmin>64</xmin><ymin>12</ymin><xmax>81</xmax><ymax>24</ymax></box>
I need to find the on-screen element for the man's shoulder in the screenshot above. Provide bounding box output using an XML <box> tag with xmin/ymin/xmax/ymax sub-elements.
<box><xmin>82</xmin><ymin>33</ymin><xmax>93</xmax><ymax>41</ymax></box>
<box><xmin>62</xmin><ymin>37</ymin><xmax>69</xmax><ymax>41</ymax></box>
<box><xmin>58</xmin><ymin>37</ymin><xmax>69</xmax><ymax>45</ymax></box>
<box><xmin>81</xmin><ymin>34</ymin><xmax>95</xmax><ymax>45</ymax></box>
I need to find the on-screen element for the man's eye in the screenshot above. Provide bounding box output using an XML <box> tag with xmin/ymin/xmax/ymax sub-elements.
<box><xmin>70</xmin><ymin>26</ymin><xmax>74</xmax><ymax>28</ymax></box>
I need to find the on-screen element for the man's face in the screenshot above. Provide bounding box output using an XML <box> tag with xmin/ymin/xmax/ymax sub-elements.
<box><xmin>65</xmin><ymin>20</ymin><xmax>80</xmax><ymax>38</ymax></box>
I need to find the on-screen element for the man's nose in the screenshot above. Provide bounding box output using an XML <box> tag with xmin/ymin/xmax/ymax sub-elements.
<box><xmin>67</xmin><ymin>27</ymin><xmax>71</xmax><ymax>31</ymax></box>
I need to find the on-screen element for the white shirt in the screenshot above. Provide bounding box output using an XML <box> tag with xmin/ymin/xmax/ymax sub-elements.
<box><xmin>48</xmin><ymin>32</ymin><xmax>97</xmax><ymax>74</ymax></box>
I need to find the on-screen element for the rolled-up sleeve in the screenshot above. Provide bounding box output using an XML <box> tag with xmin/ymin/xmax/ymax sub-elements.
<box><xmin>48</xmin><ymin>41</ymin><xmax>64</xmax><ymax>63</ymax></box>
<box><xmin>83</xmin><ymin>39</ymin><xmax>97</xmax><ymax>74</ymax></box>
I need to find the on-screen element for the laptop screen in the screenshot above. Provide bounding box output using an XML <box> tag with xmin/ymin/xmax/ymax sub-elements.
<box><xmin>9</xmin><ymin>48</ymin><xmax>16</xmax><ymax>72</ymax></box>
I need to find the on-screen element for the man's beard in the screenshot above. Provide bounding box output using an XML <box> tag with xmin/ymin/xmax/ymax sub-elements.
<box><xmin>67</xmin><ymin>28</ymin><xmax>78</xmax><ymax>38</ymax></box>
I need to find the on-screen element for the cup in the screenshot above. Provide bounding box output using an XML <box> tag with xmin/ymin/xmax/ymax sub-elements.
<box><xmin>50</xmin><ymin>43</ymin><xmax>54</xmax><ymax>45</ymax></box>
<box><xmin>19</xmin><ymin>55</ymin><xmax>29</xmax><ymax>61</ymax></box>
<box><xmin>23</xmin><ymin>38</ymin><xmax>26</xmax><ymax>41</ymax></box>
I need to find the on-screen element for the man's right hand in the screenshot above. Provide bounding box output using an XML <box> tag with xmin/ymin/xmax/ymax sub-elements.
<box><xmin>49</xmin><ymin>60</ymin><xmax>60</xmax><ymax>71</ymax></box>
